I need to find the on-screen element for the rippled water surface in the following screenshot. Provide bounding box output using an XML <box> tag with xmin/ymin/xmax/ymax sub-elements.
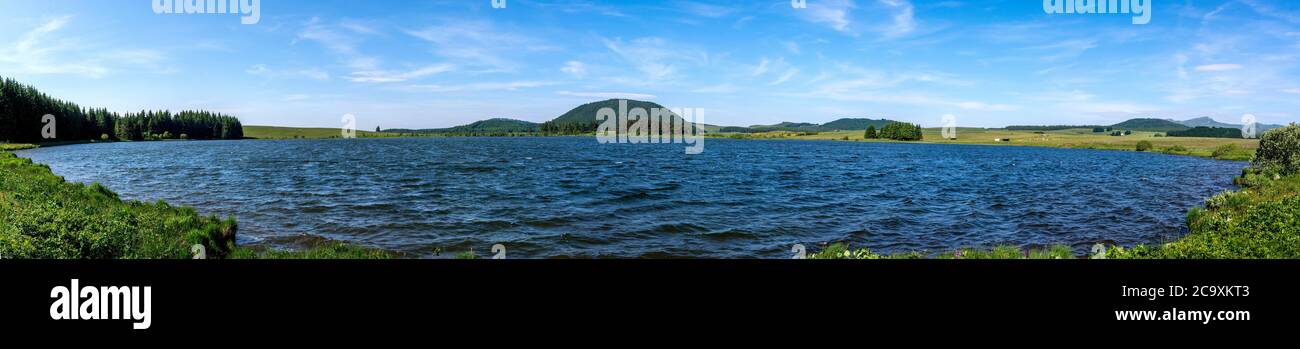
<box><xmin>16</xmin><ymin>138</ymin><xmax>1245</xmax><ymax>258</ymax></box>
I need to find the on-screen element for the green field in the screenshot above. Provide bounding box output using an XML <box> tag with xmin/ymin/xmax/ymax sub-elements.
<box><xmin>243</xmin><ymin>125</ymin><xmax>414</xmax><ymax>139</ymax></box>
<box><xmin>715</xmin><ymin>127</ymin><xmax>1259</xmax><ymax>161</ymax></box>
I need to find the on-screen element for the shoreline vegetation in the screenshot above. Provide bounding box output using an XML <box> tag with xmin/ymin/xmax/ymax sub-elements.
<box><xmin>243</xmin><ymin>124</ymin><xmax>1259</xmax><ymax>161</ymax></box>
<box><xmin>0</xmin><ymin>151</ymin><xmax>394</xmax><ymax>259</ymax></box>
<box><xmin>4</xmin><ymin>125</ymin><xmax>1296</xmax><ymax>259</ymax></box>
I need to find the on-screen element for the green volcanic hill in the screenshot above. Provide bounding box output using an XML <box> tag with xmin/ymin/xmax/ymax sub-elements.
<box><xmin>820</xmin><ymin>118</ymin><xmax>896</xmax><ymax>130</ymax></box>
<box><xmin>1178</xmin><ymin>116</ymin><xmax>1284</xmax><ymax>133</ymax></box>
<box><xmin>720</xmin><ymin>118</ymin><xmax>898</xmax><ymax>133</ymax></box>
<box><xmin>386</xmin><ymin>118</ymin><xmax>539</xmax><ymax>134</ymax></box>
<box><xmin>1110</xmin><ymin>118</ymin><xmax>1190</xmax><ymax>132</ymax></box>
<box><xmin>544</xmin><ymin>99</ymin><xmax>720</xmax><ymax>133</ymax></box>
<box><xmin>550</xmin><ymin>99</ymin><xmax>670</xmax><ymax>125</ymax></box>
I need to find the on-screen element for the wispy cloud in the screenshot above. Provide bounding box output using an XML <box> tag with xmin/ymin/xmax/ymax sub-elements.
<box><xmin>677</xmin><ymin>1</ymin><xmax>737</xmax><ymax>18</ymax></box>
<box><xmin>247</xmin><ymin>64</ymin><xmax>331</xmax><ymax>81</ymax></box>
<box><xmin>1194</xmin><ymin>63</ymin><xmax>1244</xmax><ymax>72</ymax></box>
<box><xmin>603</xmin><ymin>37</ymin><xmax>708</xmax><ymax>84</ymax></box>
<box><xmin>348</xmin><ymin>64</ymin><xmax>456</xmax><ymax>83</ymax></box>
<box><xmin>561</xmin><ymin>61</ymin><xmax>587</xmax><ymax>77</ymax></box>
<box><xmin>557</xmin><ymin>91</ymin><xmax>657</xmax><ymax>100</ymax></box>
<box><xmin>406</xmin><ymin>19</ymin><xmax>553</xmax><ymax>73</ymax></box>
<box><xmin>878</xmin><ymin>0</ymin><xmax>917</xmax><ymax>38</ymax></box>
<box><xmin>0</xmin><ymin>16</ymin><xmax>164</xmax><ymax>78</ymax></box>
<box><xmin>400</xmin><ymin>81</ymin><xmax>557</xmax><ymax>92</ymax></box>
<box><xmin>798</xmin><ymin>0</ymin><xmax>855</xmax><ymax>32</ymax></box>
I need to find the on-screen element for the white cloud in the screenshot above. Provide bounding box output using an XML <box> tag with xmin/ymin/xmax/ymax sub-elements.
<box><xmin>561</xmin><ymin>61</ymin><xmax>586</xmax><ymax>77</ymax></box>
<box><xmin>400</xmin><ymin>81</ymin><xmax>557</xmax><ymax>92</ymax></box>
<box><xmin>247</xmin><ymin>64</ymin><xmax>331</xmax><ymax>81</ymax></box>
<box><xmin>798</xmin><ymin>0</ymin><xmax>855</xmax><ymax>32</ymax></box>
<box><xmin>678</xmin><ymin>2</ymin><xmax>736</xmax><ymax>18</ymax></box>
<box><xmin>781</xmin><ymin>40</ymin><xmax>802</xmax><ymax>55</ymax></box>
<box><xmin>1282</xmin><ymin>88</ymin><xmax>1300</xmax><ymax>94</ymax></box>
<box><xmin>691</xmin><ymin>83</ymin><xmax>738</xmax><ymax>93</ymax></box>
<box><xmin>348</xmin><ymin>64</ymin><xmax>456</xmax><ymax>83</ymax></box>
<box><xmin>602</xmin><ymin>37</ymin><xmax>708</xmax><ymax>84</ymax></box>
<box><xmin>770</xmin><ymin>69</ymin><xmax>799</xmax><ymax>85</ymax></box>
<box><xmin>0</xmin><ymin>16</ymin><xmax>166</xmax><ymax>78</ymax></box>
<box><xmin>878</xmin><ymin>0</ymin><xmax>917</xmax><ymax>38</ymax></box>
<box><xmin>1194</xmin><ymin>63</ymin><xmax>1244</xmax><ymax>72</ymax></box>
<box><xmin>406</xmin><ymin>20</ymin><xmax>552</xmax><ymax>73</ymax></box>
<box><xmin>557</xmin><ymin>91</ymin><xmax>657</xmax><ymax>100</ymax></box>
<box><xmin>751</xmin><ymin>58</ymin><xmax>771</xmax><ymax>76</ymax></box>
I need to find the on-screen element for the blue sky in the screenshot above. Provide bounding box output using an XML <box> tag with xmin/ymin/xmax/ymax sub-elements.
<box><xmin>1</xmin><ymin>0</ymin><xmax>1298</xmax><ymax>129</ymax></box>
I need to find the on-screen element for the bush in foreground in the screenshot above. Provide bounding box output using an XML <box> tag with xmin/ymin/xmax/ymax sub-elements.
<box><xmin>1253</xmin><ymin>124</ymin><xmax>1300</xmax><ymax>175</ymax></box>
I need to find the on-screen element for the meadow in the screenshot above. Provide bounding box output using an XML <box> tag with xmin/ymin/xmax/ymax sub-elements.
<box><xmin>242</xmin><ymin>125</ymin><xmax>413</xmax><ymax>139</ymax></box>
<box><xmin>717</xmin><ymin>127</ymin><xmax>1259</xmax><ymax>161</ymax></box>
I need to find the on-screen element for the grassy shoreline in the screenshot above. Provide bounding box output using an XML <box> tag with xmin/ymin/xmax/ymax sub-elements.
<box><xmin>243</xmin><ymin>125</ymin><xmax>1258</xmax><ymax>161</ymax></box>
<box><xmin>0</xmin><ymin>150</ymin><xmax>394</xmax><ymax>259</ymax></box>
<box><xmin>710</xmin><ymin>127</ymin><xmax>1258</xmax><ymax>161</ymax></box>
<box><xmin>5</xmin><ymin>125</ymin><xmax>1291</xmax><ymax>259</ymax></box>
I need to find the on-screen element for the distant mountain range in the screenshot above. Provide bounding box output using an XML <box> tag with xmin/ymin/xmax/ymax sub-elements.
<box><xmin>1172</xmin><ymin>117</ymin><xmax>1284</xmax><ymax>132</ymax></box>
<box><xmin>1004</xmin><ymin>117</ymin><xmax>1288</xmax><ymax>133</ymax></box>
<box><xmin>382</xmin><ymin>99</ymin><xmax>1289</xmax><ymax>135</ymax></box>
<box><xmin>384</xmin><ymin>99</ymin><xmax>901</xmax><ymax>134</ymax></box>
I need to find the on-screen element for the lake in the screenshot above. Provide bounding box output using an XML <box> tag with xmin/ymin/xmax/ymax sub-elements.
<box><xmin>16</xmin><ymin>137</ymin><xmax>1246</xmax><ymax>258</ymax></box>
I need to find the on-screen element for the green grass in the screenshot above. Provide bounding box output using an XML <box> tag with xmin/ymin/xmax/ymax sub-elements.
<box><xmin>808</xmin><ymin>171</ymin><xmax>1300</xmax><ymax>260</ymax></box>
<box><xmin>807</xmin><ymin>243</ymin><xmax>1078</xmax><ymax>259</ymax></box>
<box><xmin>0</xmin><ymin>150</ymin><xmax>394</xmax><ymax>259</ymax></box>
<box><xmin>1109</xmin><ymin>173</ymin><xmax>1300</xmax><ymax>259</ymax></box>
<box><xmin>712</xmin><ymin>127</ymin><xmax>1259</xmax><ymax>161</ymax></box>
<box><xmin>0</xmin><ymin>143</ymin><xmax>38</xmax><ymax>151</ymax></box>
<box><xmin>243</xmin><ymin>125</ymin><xmax>414</xmax><ymax>139</ymax></box>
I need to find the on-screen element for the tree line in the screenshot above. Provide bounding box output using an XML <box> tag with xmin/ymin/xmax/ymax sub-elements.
<box><xmin>0</xmin><ymin>77</ymin><xmax>243</xmax><ymax>143</ymax></box>
<box><xmin>539</xmin><ymin>121</ymin><xmax>601</xmax><ymax>135</ymax></box>
<box><xmin>1166</xmin><ymin>127</ymin><xmax>1244</xmax><ymax>139</ymax></box>
<box><xmin>867</xmin><ymin>122</ymin><xmax>924</xmax><ymax>141</ymax></box>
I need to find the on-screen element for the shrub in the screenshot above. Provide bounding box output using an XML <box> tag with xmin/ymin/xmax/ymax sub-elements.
<box><xmin>100</xmin><ymin>134</ymin><xmax>109</xmax><ymax>141</ymax></box>
<box><xmin>1135</xmin><ymin>140</ymin><xmax>1153</xmax><ymax>151</ymax></box>
<box><xmin>1252</xmin><ymin>124</ymin><xmax>1300</xmax><ymax>175</ymax></box>
<box><xmin>1212</xmin><ymin>144</ymin><xmax>1240</xmax><ymax>159</ymax></box>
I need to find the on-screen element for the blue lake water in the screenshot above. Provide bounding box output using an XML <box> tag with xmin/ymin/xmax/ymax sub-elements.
<box><xmin>16</xmin><ymin>137</ymin><xmax>1246</xmax><ymax>258</ymax></box>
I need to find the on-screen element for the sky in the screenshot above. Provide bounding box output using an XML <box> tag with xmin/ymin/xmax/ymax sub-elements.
<box><xmin>1</xmin><ymin>0</ymin><xmax>1298</xmax><ymax>129</ymax></box>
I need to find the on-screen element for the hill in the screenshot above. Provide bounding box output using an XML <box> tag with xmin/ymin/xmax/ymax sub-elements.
<box><xmin>550</xmin><ymin>99</ymin><xmax>669</xmax><ymax>125</ymax></box>
<box><xmin>1110</xmin><ymin>118</ymin><xmax>1190</xmax><ymax>132</ymax></box>
<box><xmin>818</xmin><ymin>118</ymin><xmax>895</xmax><ymax>130</ymax></box>
<box><xmin>1178</xmin><ymin>117</ymin><xmax>1238</xmax><ymax>129</ymax></box>
<box><xmin>387</xmin><ymin>118</ymin><xmax>540</xmax><ymax>134</ymax></box>
<box><xmin>1176</xmin><ymin>117</ymin><xmax>1284</xmax><ymax>133</ymax></box>
<box><xmin>544</xmin><ymin>99</ymin><xmax>719</xmax><ymax>134</ymax></box>
<box><xmin>720</xmin><ymin>118</ymin><xmax>899</xmax><ymax>133</ymax></box>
